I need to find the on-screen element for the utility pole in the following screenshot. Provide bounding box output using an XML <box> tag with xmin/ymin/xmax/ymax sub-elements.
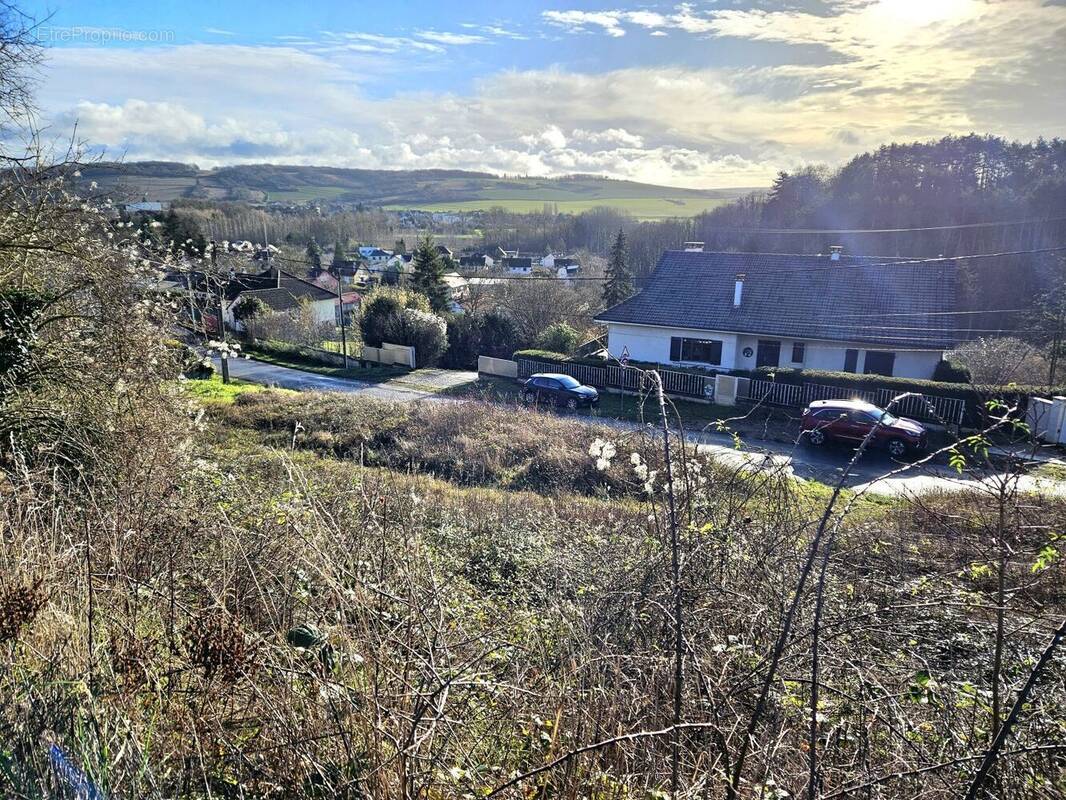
<box><xmin>216</xmin><ymin>280</ymin><xmax>230</xmax><ymax>384</ymax></box>
<box><xmin>337</xmin><ymin>282</ymin><xmax>350</xmax><ymax>369</ymax></box>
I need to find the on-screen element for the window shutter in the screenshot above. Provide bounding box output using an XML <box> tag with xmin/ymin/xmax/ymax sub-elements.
<box><xmin>670</xmin><ymin>337</ymin><xmax>682</xmax><ymax>361</ymax></box>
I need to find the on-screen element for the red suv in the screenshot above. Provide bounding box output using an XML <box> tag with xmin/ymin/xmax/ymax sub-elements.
<box><xmin>800</xmin><ymin>399</ymin><xmax>927</xmax><ymax>457</ymax></box>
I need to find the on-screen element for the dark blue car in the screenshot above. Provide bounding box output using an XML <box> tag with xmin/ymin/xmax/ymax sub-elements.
<box><xmin>521</xmin><ymin>373</ymin><xmax>599</xmax><ymax>410</ymax></box>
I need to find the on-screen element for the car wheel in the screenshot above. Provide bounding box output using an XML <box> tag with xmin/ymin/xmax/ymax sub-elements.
<box><xmin>887</xmin><ymin>438</ymin><xmax>908</xmax><ymax>458</ymax></box>
<box><xmin>566</xmin><ymin>397</ymin><xmax>579</xmax><ymax>410</ymax></box>
<box><xmin>807</xmin><ymin>428</ymin><xmax>826</xmax><ymax>446</ymax></box>
<box><xmin>522</xmin><ymin>390</ymin><xmax>536</xmax><ymax>404</ymax></box>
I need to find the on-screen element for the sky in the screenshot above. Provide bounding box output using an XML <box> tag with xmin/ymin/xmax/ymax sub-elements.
<box><xmin>15</xmin><ymin>0</ymin><xmax>1066</xmax><ymax>188</ymax></box>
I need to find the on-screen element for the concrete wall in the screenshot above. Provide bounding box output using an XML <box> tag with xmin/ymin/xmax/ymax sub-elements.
<box><xmin>478</xmin><ymin>356</ymin><xmax>518</xmax><ymax>378</ymax></box>
<box><xmin>362</xmin><ymin>342</ymin><xmax>415</xmax><ymax>368</ymax></box>
<box><xmin>607</xmin><ymin>323</ymin><xmax>943</xmax><ymax>379</ymax></box>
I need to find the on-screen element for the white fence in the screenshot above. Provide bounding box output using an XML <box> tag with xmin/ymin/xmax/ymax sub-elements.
<box><xmin>746</xmin><ymin>379</ymin><xmax>805</xmax><ymax>408</ymax></box>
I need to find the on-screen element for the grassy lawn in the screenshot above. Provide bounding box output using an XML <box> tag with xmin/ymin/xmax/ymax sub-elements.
<box><xmin>446</xmin><ymin>375</ymin><xmax>749</xmax><ymax>428</ymax></box>
<box><xmin>1033</xmin><ymin>459</ymin><xmax>1066</xmax><ymax>482</ymax></box>
<box><xmin>182</xmin><ymin>374</ymin><xmax>269</xmax><ymax>404</ymax></box>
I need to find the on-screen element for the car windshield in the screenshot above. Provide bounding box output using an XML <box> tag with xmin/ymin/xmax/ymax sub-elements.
<box><xmin>861</xmin><ymin>408</ymin><xmax>899</xmax><ymax>425</ymax></box>
<box><xmin>557</xmin><ymin>376</ymin><xmax>581</xmax><ymax>389</ymax></box>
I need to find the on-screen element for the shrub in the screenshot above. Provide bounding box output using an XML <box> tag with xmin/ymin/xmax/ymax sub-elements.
<box><xmin>359</xmin><ymin>287</ymin><xmax>430</xmax><ymax>347</ymax></box>
<box><xmin>535</xmin><ymin>322</ymin><xmax>580</xmax><ymax>355</ymax></box>
<box><xmin>442</xmin><ymin>313</ymin><xmax>482</xmax><ymax>370</ymax></box>
<box><xmin>396</xmin><ymin>308</ymin><xmax>448</xmax><ymax>368</ymax></box>
<box><xmin>933</xmin><ymin>359</ymin><xmax>971</xmax><ymax>383</ymax></box>
<box><xmin>480</xmin><ymin>310</ymin><xmax>521</xmax><ymax>360</ymax></box>
<box><xmin>231</xmin><ymin>295</ymin><xmax>268</xmax><ymax>324</ymax></box>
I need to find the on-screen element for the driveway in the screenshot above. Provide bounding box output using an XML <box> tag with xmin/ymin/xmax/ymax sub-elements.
<box><xmin>216</xmin><ymin>357</ymin><xmax>1064</xmax><ymax>499</ymax></box>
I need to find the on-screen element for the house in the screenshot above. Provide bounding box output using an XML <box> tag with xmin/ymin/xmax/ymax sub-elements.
<box><xmin>223</xmin><ymin>268</ymin><xmax>336</xmax><ymax>331</ymax></box>
<box><xmin>435</xmin><ymin>245</ymin><xmax>454</xmax><ymax>260</ymax></box>
<box><xmin>123</xmin><ymin>201</ymin><xmax>164</xmax><ymax>214</ymax></box>
<box><xmin>459</xmin><ymin>253</ymin><xmax>494</xmax><ymax>270</ymax></box>
<box><xmin>596</xmin><ymin>249</ymin><xmax>959</xmax><ymax>380</ymax></box>
<box><xmin>502</xmin><ymin>256</ymin><xmax>533</xmax><ymax>275</ymax></box>
<box><xmin>358</xmin><ymin>246</ymin><xmax>394</xmax><ymax>267</ymax></box>
<box><xmin>336</xmin><ymin>291</ymin><xmax>361</xmax><ymax>326</ymax></box>
<box><xmin>557</xmin><ymin>264</ymin><xmax>580</xmax><ymax>282</ymax></box>
<box><xmin>441</xmin><ymin>271</ymin><xmax>469</xmax><ymax>313</ymax></box>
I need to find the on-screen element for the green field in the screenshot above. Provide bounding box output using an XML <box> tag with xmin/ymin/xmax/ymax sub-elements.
<box><xmin>384</xmin><ymin>196</ymin><xmax>731</xmax><ymax>219</ymax></box>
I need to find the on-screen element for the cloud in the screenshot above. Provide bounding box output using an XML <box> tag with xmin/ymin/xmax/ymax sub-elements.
<box><xmin>543</xmin><ymin>10</ymin><xmax>628</xmax><ymax>37</ymax></box>
<box><xmin>27</xmin><ymin>0</ymin><xmax>1066</xmax><ymax>189</ymax></box>
<box><xmin>543</xmin><ymin>4</ymin><xmax>718</xmax><ymax>37</ymax></box>
<box><xmin>415</xmin><ymin>30</ymin><xmax>489</xmax><ymax>46</ymax></box>
<box><xmin>324</xmin><ymin>31</ymin><xmax>446</xmax><ymax>54</ymax></box>
<box><xmin>204</xmin><ymin>28</ymin><xmax>235</xmax><ymax>36</ymax></box>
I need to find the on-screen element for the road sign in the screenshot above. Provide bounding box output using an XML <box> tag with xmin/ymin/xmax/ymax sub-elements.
<box><xmin>620</xmin><ymin>346</ymin><xmax>630</xmax><ymax>367</ymax></box>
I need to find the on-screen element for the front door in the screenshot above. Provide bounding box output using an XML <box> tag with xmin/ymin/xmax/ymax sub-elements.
<box><xmin>756</xmin><ymin>340</ymin><xmax>781</xmax><ymax>369</ymax></box>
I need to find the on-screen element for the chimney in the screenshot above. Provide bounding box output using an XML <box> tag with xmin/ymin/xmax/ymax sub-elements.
<box><xmin>829</xmin><ymin>245</ymin><xmax>843</xmax><ymax>261</ymax></box>
<box><xmin>683</xmin><ymin>241</ymin><xmax>705</xmax><ymax>252</ymax></box>
<box><xmin>733</xmin><ymin>272</ymin><xmax>745</xmax><ymax>307</ymax></box>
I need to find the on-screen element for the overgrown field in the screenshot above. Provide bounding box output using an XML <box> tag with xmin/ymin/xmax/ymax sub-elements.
<box><xmin>1</xmin><ymin>378</ymin><xmax>1063</xmax><ymax>798</ymax></box>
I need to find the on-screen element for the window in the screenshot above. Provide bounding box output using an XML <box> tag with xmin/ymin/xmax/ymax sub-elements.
<box><xmin>557</xmin><ymin>376</ymin><xmax>581</xmax><ymax>389</ymax></box>
<box><xmin>864</xmin><ymin>351</ymin><xmax>896</xmax><ymax>377</ymax></box>
<box><xmin>791</xmin><ymin>342</ymin><xmax>806</xmax><ymax>364</ymax></box>
<box><xmin>670</xmin><ymin>336</ymin><xmax>723</xmax><ymax>365</ymax></box>
<box><xmin>843</xmin><ymin>348</ymin><xmax>859</xmax><ymax>373</ymax></box>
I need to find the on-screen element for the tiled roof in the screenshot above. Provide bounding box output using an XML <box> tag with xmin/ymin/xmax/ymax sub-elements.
<box><xmin>231</xmin><ymin>269</ymin><xmax>334</xmax><ymax>311</ymax></box>
<box><xmin>596</xmin><ymin>251</ymin><xmax>959</xmax><ymax>349</ymax></box>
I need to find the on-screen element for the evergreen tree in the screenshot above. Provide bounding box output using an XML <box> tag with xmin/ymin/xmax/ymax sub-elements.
<box><xmin>306</xmin><ymin>237</ymin><xmax>323</xmax><ymax>270</ymax></box>
<box><xmin>332</xmin><ymin>240</ymin><xmax>348</xmax><ymax>267</ymax></box>
<box><xmin>394</xmin><ymin>238</ymin><xmax>407</xmax><ymax>255</ymax></box>
<box><xmin>603</xmin><ymin>228</ymin><xmax>634</xmax><ymax>309</ymax></box>
<box><xmin>410</xmin><ymin>235</ymin><xmax>450</xmax><ymax>313</ymax></box>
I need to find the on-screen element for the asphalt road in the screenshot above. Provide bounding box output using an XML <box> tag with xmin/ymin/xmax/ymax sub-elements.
<box><xmin>216</xmin><ymin>357</ymin><xmax>1063</xmax><ymax>498</ymax></box>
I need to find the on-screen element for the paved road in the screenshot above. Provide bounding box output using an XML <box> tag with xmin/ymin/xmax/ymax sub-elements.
<box><xmin>216</xmin><ymin>357</ymin><xmax>1063</xmax><ymax>498</ymax></box>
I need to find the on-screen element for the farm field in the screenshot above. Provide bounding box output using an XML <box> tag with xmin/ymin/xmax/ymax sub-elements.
<box><xmin>384</xmin><ymin>195</ymin><xmax>734</xmax><ymax>218</ymax></box>
<box><xmin>74</xmin><ymin>161</ymin><xmax>758</xmax><ymax>217</ymax></box>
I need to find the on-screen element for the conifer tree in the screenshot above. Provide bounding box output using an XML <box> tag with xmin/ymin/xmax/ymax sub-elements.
<box><xmin>306</xmin><ymin>237</ymin><xmax>322</xmax><ymax>270</ymax></box>
<box><xmin>411</xmin><ymin>235</ymin><xmax>450</xmax><ymax>313</ymax></box>
<box><xmin>603</xmin><ymin>228</ymin><xmax>634</xmax><ymax>309</ymax></box>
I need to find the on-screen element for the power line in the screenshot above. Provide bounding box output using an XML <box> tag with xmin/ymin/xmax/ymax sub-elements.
<box><xmin>695</xmin><ymin>216</ymin><xmax>1066</xmax><ymax>235</ymax></box>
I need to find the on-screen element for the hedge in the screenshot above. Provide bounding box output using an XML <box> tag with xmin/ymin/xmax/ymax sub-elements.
<box><xmin>512</xmin><ymin>351</ymin><xmax>1066</xmax><ymax>421</ymax></box>
<box><xmin>512</xmin><ymin>349</ymin><xmax>720</xmax><ymax>378</ymax></box>
<box><xmin>744</xmin><ymin>366</ymin><xmax>1066</xmax><ymax>425</ymax></box>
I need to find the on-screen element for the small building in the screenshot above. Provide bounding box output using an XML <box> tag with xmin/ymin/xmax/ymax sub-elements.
<box><xmin>502</xmin><ymin>256</ymin><xmax>533</xmax><ymax>275</ymax></box>
<box><xmin>336</xmin><ymin>291</ymin><xmax>361</xmax><ymax>326</ymax></box>
<box><xmin>223</xmin><ymin>268</ymin><xmax>336</xmax><ymax>331</ymax></box>
<box><xmin>459</xmin><ymin>253</ymin><xmax>494</xmax><ymax>270</ymax></box>
<box><xmin>123</xmin><ymin>201</ymin><xmax>164</xmax><ymax>214</ymax></box>
<box><xmin>442</xmin><ymin>271</ymin><xmax>469</xmax><ymax>313</ymax></box>
<box><xmin>358</xmin><ymin>246</ymin><xmax>394</xmax><ymax>267</ymax></box>
<box><xmin>596</xmin><ymin>249</ymin><xmax>958</xmax><ymax>379</ymax></box>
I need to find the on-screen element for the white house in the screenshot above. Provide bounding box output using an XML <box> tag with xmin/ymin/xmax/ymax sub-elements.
<box><xmin>223</xmin><ymin>268</ymin><xmax>336</xmax><ymax>331</ymax></box>
<box><xmin>596</xmin><ymin>249</ymin><xmax>959</xmax><ymax>380</ymax></box>
<box><xmin>358</xmin><ymin>246</ymin><xmax>394</xmax><ymax>267</ymax></box>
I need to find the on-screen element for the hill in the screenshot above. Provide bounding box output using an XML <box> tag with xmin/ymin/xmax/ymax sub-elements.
<box><xmin>73</xmin><ymin>161</ymin><xmax>758</xmax><ymax>218</ymax></box>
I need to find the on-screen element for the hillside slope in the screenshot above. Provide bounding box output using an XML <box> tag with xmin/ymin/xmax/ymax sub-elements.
<box><xmin>73</xmin><ymin>161</ymin><xmax>757</xmax><ymax>217</ymax></box>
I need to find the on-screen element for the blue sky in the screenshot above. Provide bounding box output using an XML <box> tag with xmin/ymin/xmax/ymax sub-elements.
<box><xmin>17</xmin><ymin>0</ymin><xmax>1066</xmax><ymax>187</ymax></box>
